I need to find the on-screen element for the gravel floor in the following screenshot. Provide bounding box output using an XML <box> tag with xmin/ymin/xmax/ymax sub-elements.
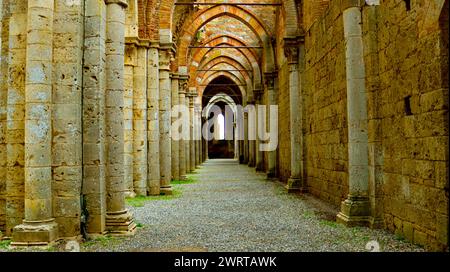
<box><xmin>83</xmin><ymin>159</ymin><xmax>424</xmax><ymax>252</ymax></box>
<box><xmin>1</xmin><ymin>159</ymin><xmax>425</xmax><ymax>252</ymax></box>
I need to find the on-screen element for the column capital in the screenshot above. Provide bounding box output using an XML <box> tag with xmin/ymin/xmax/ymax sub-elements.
<box><xmin>170</xmin><ymin>73</ymin><xmax>180</xmax><ymax>80</ymax></box>
<box><xmin>283</xmin><ymin>36</ymin><xmax>304</xmax><ymax>64</ymax></box>
<box><xmin>253</xmin><ymin>89</ymin><xmax>263</xmax><ymax>101</ymax></box>
<box><xmin>263</xmin><ymin>72</ymin><xmax>277</xmax><ymax>88</ymax></box>
<box><xmin>105</xmin><ymin>0</ymin><xmax>128</xmax><ymax>8</ymax></box>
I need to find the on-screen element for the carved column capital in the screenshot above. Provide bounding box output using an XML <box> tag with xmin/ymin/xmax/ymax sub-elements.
<box><xmin>283</xmin><ymin>36</ymin><xmax>304</xmax><ymax>64</ymax></box>
<box><xmin>263</xmin><ymin>72</ymin><xmax>277</xmax><ymax>89</ymax></box>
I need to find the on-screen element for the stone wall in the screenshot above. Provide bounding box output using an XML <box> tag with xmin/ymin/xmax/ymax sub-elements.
<box><xmin>367</xmin><ymin>0</ymin><xmax>449</xmax><ymax>250</ymax></box>
<box><xmin>275</xmin><ymin>7</ymin><xmax>291</xmax><ymax>182</ymax></box>
<box><xmin>300</xmin><ymin>0</ymin><xmax>448</xmax><ymax>250</ymax></box>
<box><xmin>303</xmin><ymin>0</ymin><xmax>349</xmax><ymax>207</ymax></box>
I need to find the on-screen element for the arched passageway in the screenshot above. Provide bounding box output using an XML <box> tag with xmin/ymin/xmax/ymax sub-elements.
<box><xmin>0</xmin><ymin>0</ymin><xmax>447</xmax><ymax>252</ymax></box>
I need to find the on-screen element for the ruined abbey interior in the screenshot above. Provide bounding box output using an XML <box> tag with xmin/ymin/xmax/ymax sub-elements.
<box><xmin>0</xmin><ymin>0</ymin><xmax>448</xmax><ymax>252</ymax></box>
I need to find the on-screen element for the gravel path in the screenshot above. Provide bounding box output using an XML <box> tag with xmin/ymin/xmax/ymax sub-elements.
<box><xmin>1</xmin><ymin>159</ymin><xmax>425</xmax><ymax>252</ymax></box>
<box><xmin>83</xmin><ymin>159</ymin><xmax>424</xmax><ymax>252</ymax></box>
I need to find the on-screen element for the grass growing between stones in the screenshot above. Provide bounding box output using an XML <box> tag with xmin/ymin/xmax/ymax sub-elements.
<box><xmin>82</xmin><ymin>235</ymin><xmax>122</xmax><ymax>249</ymax></box>
<box><xmin>320</xmin><ymin>220</ymin><xmax>339</xmax><ymax>228</ymax></box>
<box><xmin>0</xmin><ymin>239</ymin><xmax>11</xmax><ymax>250</ymax></box>
<box><xmin>172</xmin><ymin>176</ymin><xmax>197</xmax><ymax>185</ymax></box>
<box><xmin>126</xmin><ymin>187</ymin><xmax>183</xmax><ymax>207</ymax></box>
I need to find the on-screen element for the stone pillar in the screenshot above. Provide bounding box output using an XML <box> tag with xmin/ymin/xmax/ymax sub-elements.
<box><xmin>254</xmin><ymin>91</ymin><xmax>264</xmax><ymax>172</ymax></box>
<box><xmin>5</xmin><ymin>0</ymin><xmax>26</xmax><ymax>237</ymax></box>
<box><xmin>0</xmin><ymin>0</ymin><xmax>7</xmax><ymax>235</ymax></box>
<box><xmin>147</xmin><ymin>43</ymin><xmax>160</xmax><ymax>195</ymax></box>
<box><xmin>337</xmin><ymin>3</ymin><xmax>371</xmax><ymax>227</ymax></box>
<box><xmin>202</xmin><ymin>117</ymin><xmax>208</xmax><ymax>162</ymax></box>
<box><xmin>194</xmin><ymin>96</ymin><xmax>201</xmax><ymax>167</ymax></box>
<box><xmin>171</xmin><ymin>73</ymin><xmax>180</xmax><ymax>180</ymax></box>
<box><xmin>104</xmin><ymin>0</ymin><xmax>135</xmax><ymax>235</ymax></box>
<box><xmin>243</xmin><ymin>113</ymin><xmax>249</xmax><ymax>164</ymax></box>
<box><xmin>124</xmin><ymin>45</ymin><xmax>135</xmax><ymax>197</ymax></box>
<box><xmin>12</xmin><ymin>0</ymin><xmax>58</xmax><ymax>245</ymax></box>
<box><xmin>82</xmin><ymin>0</ymin><xmax>107</xmax><ymax>235</ymax></box>
<box><xmin>284</xmin><ymin>37</ymin><xmax>306</xmax><ymax>192</ymax></box>
<box><xmin>178</xmin><ymin>77</ymin><xmax>188</xmax><ymax>180</ymax></box>
<box><xmin>133</xmin><ymin>46</ymin><xmax>148</xmax><ymax>196</ymax></box>
<box><xmin>159</xmin><ymin>47</ymin><xmax>172</xmax><ymax>195</ymax></box>
<box><xmin>248</xmin><ymin>99</ymin><xmax>256</xmax><ymax>168</ymax></box>
<box><xmin>264</xmin><ymin>74</ymin><xmax>277</xmax><ymax>179</ymax></box>
<box><xmin>185</xmin><ymin>91</ymin><xmax>191</xmax><ymax>173</ymax></box>
<box><xmin>188</xmin><ymin>92</ymin><xmax>196</xmax><ymax>172</ymax></box>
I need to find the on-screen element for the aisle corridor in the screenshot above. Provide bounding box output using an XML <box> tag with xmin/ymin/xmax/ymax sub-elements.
<box><xmin>84</xmin><ymin>159</ymin><xmax>423</xmax><ymax>252</ymax></box>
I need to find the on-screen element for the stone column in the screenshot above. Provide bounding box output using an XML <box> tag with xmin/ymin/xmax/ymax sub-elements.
<box><xmin>185</xmin><ymin>91</ymin><xmax>191</xmax><ymax>173</ymax></box>
<box><xmin>5</xmin><ymin>1</ymin><xmax>26</xmax><ymax>237</ymax></box>
<box><xmin>254</xmin><ymin>90</ymin><xmax>264</xmax><ymax>172</ymax></box>
<box><xmin>178</xmin><ymin>77</ymin><xmax>188</xmax><ymax>180</ymax></box>
<box><xmin>124</xmin><ymin>45</ymin><xmax>135</xmax><ymax>197</ymax></box>
<box><xmin>147</xmin><ymin>43</ymin><xmax>160</xmax><ymax>195</ymax></box>
<box><xmin>202</xmin><ymin>117</ymin><xmax>208</xmax><ymax>162</ymax></box>
<box><xmin>194</xmin><ymin>96</ymin><xmax>201</xmax><ymax>167</ymax></box>
<box><xmin>133</xmin><ymin>45</ymin><xmax>148</xmax><ymax>196</ymax></box>
<box><xmin>243</xmin><ymin>113</ymin><xmax>249</xmax><ymax>164</ymax></box>
<box><xmin>284</xmin><ymin>37</ymin><xmax>306</xmax><ymax>192</ymax></box>
<box><xmin>104</xmin><ymin>0</ymin><xmax>135</xmax><ymax>234</ymax></box>
<box><xmin>265</xmin><ymin>74</ymin><xmax>277</xmax><ymax>179</ymax></box>
<box><xmin>171</xmin><ymin>73</ymin><xmax>180</xmax><ymax>180</ymax></box>
<box><xmin>12</xmin><ymin>0</ymin><xmax>58</xmax><ymax>245</ymax></box>
<box><xmin>247</xmin><ymin>99</ymin><xmax>256</xmax><ymax>168</ymax></box>
<box><xmin>188</xmin><ymin>92</ymin><xmax>196</xmax><ymax>172</ymax></box>
<box><xmin>159</xmin><ymin>47</ymin><xmax>172</xmax><ymax>195</ymax></box>
<box><xmin>337</xmin><ymin>3</ymin><xmax>371</xmax><ymax>227</ymax></box>
<box><xmin>82</xmin><ymin>0</ymin><xmax>107</xmax><ymax>235</ymax></box>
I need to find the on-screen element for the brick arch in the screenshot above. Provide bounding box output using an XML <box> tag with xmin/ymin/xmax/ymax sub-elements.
<box><xmin>191</xmin><ymin>34</ymin><xmax>261</xmax><ymax>64</ymax></box>
<box><xmin>191</xmin><ymin>53</ymin><xmax>253</xmax><ymax>86</ymax></box>
<box><xmin>176</xmin><ymin>4</ymin><xmax>275</xmax><ymax>73</ymax></box>
<box><xmin>189</xmin><ymin>35</ymin><xmax>262</xmax><ymax>88</ymax></box>
<box><xmin>195</xmin><ymin>59</ymin><xmax>252</xmax><ymax>89</ymax></box>
<box><xmin>200</xmin><ymin>68</ymin><xmax>248</xmax><ymax>90</ymax></box>
<box><xmin>196</xmin><ymin>57</ymin><xmax>251</xmax><ymax>83</ymax></box>
<box><xmin>283</xmin><ymin>0</ymin><xmax>300</xmax><ymax>37</ymax></box>
<box><xmin>160</xmin><ymin>0</ymin><xmax>175</xmax><ymax>32</ymax></box>
<box><xmin>195</xmin><ymin>54</ymin><xmax>253</xmax><ymax>94</ymax></box>
<box><xmin>199</xmin><ymin>72</ymin><xmax>247</xmax><ymax>100</ymax></box>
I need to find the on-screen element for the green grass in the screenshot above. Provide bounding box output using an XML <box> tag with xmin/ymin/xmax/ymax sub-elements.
<box><xmin>302</xmin><ymin>211</ymin><xmax>315</xmax><ymax>219</ymax></box>
<box><xmin>172</xmin><ymin>176</ymin><xmax>196</xmax><ymax>185</ymax></box>
<box><xmin>0</xmin><ymin>239</ymin><xmax>11</xmax><ymax>249</ymax></box>
<box><xmin>320</xmin><ymin>220</ymin><xmax>339</xmax><ymax>228</ymax></box>
<box><xmin>83</xmin><ymin>235</ymin><xmax>120</xmax><ymax>248</ymax></box>
<box><xmin>126</xmin><ymin>188</ymin><xmax>182</xmax><ymax>207</ymax></box>
<box><xmin>135</xmin><ymin>221</ymin><xmax>144</xmax><ymax>228</ymax></box>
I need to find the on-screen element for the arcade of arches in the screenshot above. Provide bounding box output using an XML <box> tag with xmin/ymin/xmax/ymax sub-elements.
<box><xmin>0</xmin><ymin>0</ymin><xmax>448</xmax><ymax>251</ymax></box>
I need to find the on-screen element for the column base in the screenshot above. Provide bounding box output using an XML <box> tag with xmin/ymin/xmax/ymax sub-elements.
<box><xmin>286</xmin><ymin>178</ymin><xmax>307</xmax><ymax>193</ymax></box>
<box><xmin>11</xmin><ymin>219</ymin><xmax>59</xmax><ymax>247</ymax></box>
<box><xmin>105</xmin><ymin>210</ymin><xmax>136</xmax><ymax>236</ymax></box>
<box><xmin>255</xmin><ymin>163</ymin><xmax>264</xmax><ymax>172</ymax></box>
<box><xmin>160</xmin><ymin>186</ymin><xmax>173</xmax><ymax>195</ymax></box>
<box><xmin>248</xmin><ymin>161</ymin><xmax>255</xmax><ymax>168</ymax></box>
<box><xmin>266</xmin><ymin>172</ymin><xmax>277</xmax><ymax>180</ymax></box>
<box><xmin>180</xmin><ymin>175</ymin><xmax>187</xmax><ymax>181</ymax></box>
<box><xmin>147</xmin><ymin>185</ymin><xmax>160</xmax><ymax>196</ymax></box>
<box><xmin>124</xmin><ymin>191</ymin><xmax>136</xmax><ymax>198</ymax></box>
<box><xmin>369</xmin><ymin>216</ymin><xmax>385</xmax><ymax>229</ymax></box>
<box><xmin>336</xmin><ymin>197</ymin><xmax>371</xmax><ymax>227</ymax></box>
